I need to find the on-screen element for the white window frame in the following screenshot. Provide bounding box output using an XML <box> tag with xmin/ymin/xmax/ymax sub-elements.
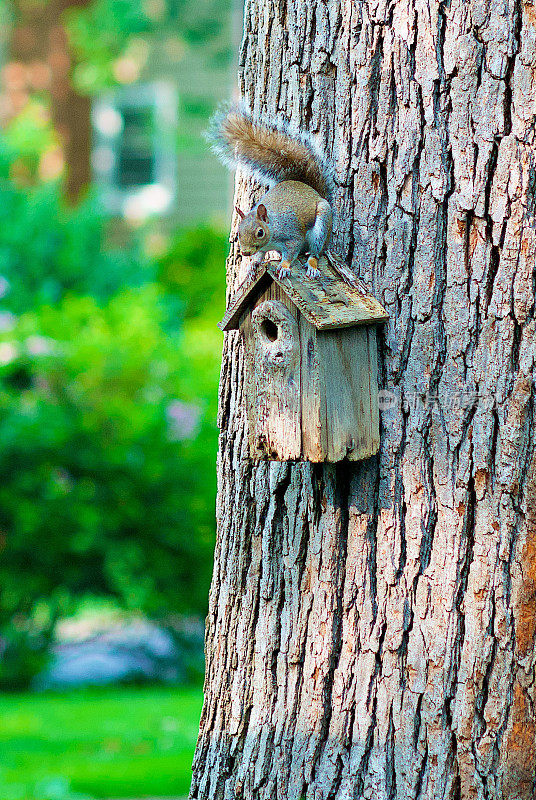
<box><xmin>91</xmin><ymin>81</ymin><xmax>178</xmax><ymax>218</ymax></box>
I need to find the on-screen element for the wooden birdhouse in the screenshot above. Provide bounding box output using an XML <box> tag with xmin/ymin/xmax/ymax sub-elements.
<box><xmin>219</xmin><ymin>253</ymin><xmax>388</xmax><ymax>463</ymax></box>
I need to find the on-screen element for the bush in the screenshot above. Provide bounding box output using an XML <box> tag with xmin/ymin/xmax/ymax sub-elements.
<box><xmin>157</xmin><ymin>225</ymin><xmax>228</xmax><ymax>322</ymax></box>
<box><xmin>0</xmin><ymin>287</ymin><xmax>220</xmax><ymax>621</ymax></box>
<box><xmin>0</xmin><ymin>182</ymin><xmax>152</xmax><ymax>313</ymax></box>
<box><xmin>0</xmin><ymin>104</ymin><xmax>227</xmax><ymax>687</ymax></box>
<box><xmin>0</xmin><ymin>610</ymin><xmax>52</xmax><ymax>691</ymax></box>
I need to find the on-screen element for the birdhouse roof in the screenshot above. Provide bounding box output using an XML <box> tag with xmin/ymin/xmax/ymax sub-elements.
<box><xmin>219</xmin><ymin>252</ymin><xmax>389</xmax><ymax>332</ymax></box>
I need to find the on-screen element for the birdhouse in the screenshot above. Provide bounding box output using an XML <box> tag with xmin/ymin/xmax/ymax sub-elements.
<box><xmin>219</xmin><ymin>253</ymin><xmax>388</xmax><ymax>463</ymax></box>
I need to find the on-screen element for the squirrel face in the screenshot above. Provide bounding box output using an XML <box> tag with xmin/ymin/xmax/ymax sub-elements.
<box><xmin>236</xmin><ymin>203</ymin><xmax>270</xmax><ymax>256</ymax></box>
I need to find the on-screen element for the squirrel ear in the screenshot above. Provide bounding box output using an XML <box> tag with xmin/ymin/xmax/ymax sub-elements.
<box><xmin>257</xmin><ymin>204</ymin><xmax>268</xmax><ymax>222</ymax></box>
<box><xmin>235</xmin><ymin>205</ymin><xmax>246</xmax><ymax>220</ymax></box>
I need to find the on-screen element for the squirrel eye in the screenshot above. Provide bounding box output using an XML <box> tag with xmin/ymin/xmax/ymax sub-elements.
<box><xmin>256</xmin><ymin>228</ymin><xmax>264</xmax><ymax>238</ymax></box>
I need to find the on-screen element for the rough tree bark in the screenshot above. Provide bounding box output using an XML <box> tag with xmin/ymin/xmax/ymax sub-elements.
<box><xmin>191</xmin><ymin>1</ymin><xmax>536</xmax><ymax>798</ymax></box>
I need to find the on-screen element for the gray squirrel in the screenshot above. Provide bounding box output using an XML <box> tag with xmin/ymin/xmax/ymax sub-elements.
<box><xmin>207</xmin><ymin>104</ymin><xmax>335</xmax><ymax>279</ymax></box>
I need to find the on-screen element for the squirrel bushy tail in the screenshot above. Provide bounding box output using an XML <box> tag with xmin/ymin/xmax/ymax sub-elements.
<box><xmin>207</xmin><ymin>103</ymin><xmax>335</xmax><ymax>204</ymax></box>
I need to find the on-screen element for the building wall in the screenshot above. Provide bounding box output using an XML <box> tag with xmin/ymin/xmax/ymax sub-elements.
<box><xmin>0</xmin><ymin>0</ymin><xmax>241</xmax><ymax>226</ymax></box>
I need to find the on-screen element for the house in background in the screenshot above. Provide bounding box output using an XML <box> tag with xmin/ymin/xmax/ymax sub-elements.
<box><xmin>0</xmin><ymin>0</ymin><xmax>239</xmax><ymax>226</ymax></box>
<box><xmin>92</xmin><ymin>81</ymin><xmax>178</xmax><ymax>220</ymax></box>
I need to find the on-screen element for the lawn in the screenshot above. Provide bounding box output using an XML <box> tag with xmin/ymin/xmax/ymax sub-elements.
<box><xmin>0</xmin><ymin>685</ymin><xmax>204</xmax><ymax>800</ymax></box>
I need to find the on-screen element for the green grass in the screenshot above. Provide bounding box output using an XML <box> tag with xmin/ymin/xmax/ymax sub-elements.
<box><xmin>0</xmin><ymin>685</ymin><xmax>204</xmax><ymax>799</ymax></box>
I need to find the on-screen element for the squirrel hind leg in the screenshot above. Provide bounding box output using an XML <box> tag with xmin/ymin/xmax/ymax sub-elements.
<box><xmin>307</xmin><ymin>199</ymin><xmax>333</xmax><ymax>259</ymax></box>
<box><xmin>276</xmin><ymin>241</ymin><xmax>302</xmax><ymax>279</ymax></box>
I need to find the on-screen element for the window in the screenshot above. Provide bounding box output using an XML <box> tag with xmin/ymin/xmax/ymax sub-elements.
<box><xmin>91</xmin><ymin>82</ymin><xmax>177</xmax><ymax>219</ymax></box>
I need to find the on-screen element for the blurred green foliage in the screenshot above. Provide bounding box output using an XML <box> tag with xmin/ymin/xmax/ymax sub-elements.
<box><xmin>0</xmin><ymin>0</ymin><xmax>234</xmax><ymax>688</ymax></box>
<box><xmin>0</xmin><ymin>114</ymin><xmax>226</xmax><ymax>687</ymax></box>
<box><xmin>1</xmin><ymin>100</ymin><xmax>59</xmax><ymax>184</ymax></box>
<box><xmin>158</xmin><ymin>225</ymin><xmax>229</xmax><ymax>320</ymax></box>
<box><xmin>0</xmin><ymin>288</ymin><xmax>219</xmax><ymax>610</ymax></box>
<box><xmin>66</xmin><ymin>0</ymin><xmax>232</xmax><ymax>94</ymax></box>
<box><xmin>0</xmin><ymin>152</ymin><xmax>152</xmax><ymax>309</ymax></box>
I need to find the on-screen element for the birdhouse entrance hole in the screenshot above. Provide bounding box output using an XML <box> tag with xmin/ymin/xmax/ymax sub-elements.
<box><xmin>261</xmin><ymin>318</ymin><xmax>278</xmax><ymax>342</ymax></box>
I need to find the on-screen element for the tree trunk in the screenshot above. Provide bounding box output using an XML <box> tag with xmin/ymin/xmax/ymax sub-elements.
<box><xmin>191</xmin><ymin>1</ymin><xmax>536</xmax><ymax>798</ymax></box>
<box><xmin>5</xmin><ymin>0</ymin><xmax>91</xmax><ymax>200</ymax></box>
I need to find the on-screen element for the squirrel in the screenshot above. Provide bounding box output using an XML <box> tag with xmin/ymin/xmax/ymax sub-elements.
<box><xmin>206</xmin><ymin>104</ymin><xmax>335</xmax><ymax>279</ymax></box>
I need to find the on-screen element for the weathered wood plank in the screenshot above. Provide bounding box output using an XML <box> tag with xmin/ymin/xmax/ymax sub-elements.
<box><xmin>267</xmin><ymin>256</ymin><xmax>389</xmax><ymax>330</ymax></box>
<box><xmin>364</xmin><ymin>326</ymin><xmax>380</xmax><ymax>458</ymax></box>
<box><xmin>243</xmin><ymin>284</ymin><xmax>302</xmax><ymax>459</ymax></box>
<box><xmin>299</xmin><ymin>315</ymin><xmax>328</xmax><ymax>462</ymax></box>
<box><xmin>317</xmin><ymin>326</ymin><xmax>380</xmax><ymax>462</ymax></box>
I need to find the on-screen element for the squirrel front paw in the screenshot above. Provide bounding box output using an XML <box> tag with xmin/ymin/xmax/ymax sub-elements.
<box><xmin>277</xmin><ymin>260</ymin><xmax>291</xmax><ymax>279</ymax></box>
<box><xmin>306</xmin><ymin>256</ymin><xmax>319</xmax><ymax>278</ymax></box>
<box><xmin>251</xmin><ymin>261</ymin><xmax>264</xmax><ymax>279</ymax></box>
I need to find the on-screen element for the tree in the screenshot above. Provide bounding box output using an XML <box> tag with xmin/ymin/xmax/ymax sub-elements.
<box><xmin>3</xmin><ymin>0</ymin><xmax>92</xmax><ymax>200</ymax></box>
<box><xmin>191</xmin><ymin>1</ymin><xmax>536</xmax><ymax>798</ymax></box>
